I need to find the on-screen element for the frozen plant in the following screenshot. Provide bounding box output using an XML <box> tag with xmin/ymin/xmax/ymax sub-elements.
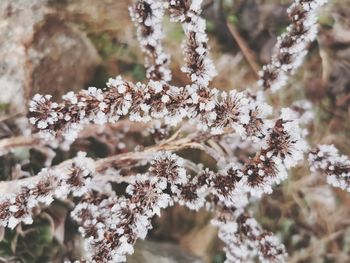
<box><xmin>309</xmin><ymin>145</ymin><xmax>350</xmax><ymax>192</ymax></box>
<box><xmin>2</xmin><ymin>0</ymin><xmax>350</xmax><ymax>262</ymax></box>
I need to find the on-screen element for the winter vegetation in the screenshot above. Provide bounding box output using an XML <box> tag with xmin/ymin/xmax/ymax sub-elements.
<box><xmin>0</xmin><ymin>0</ymin><xmax>350</xmax><ymax>262</ymax></box>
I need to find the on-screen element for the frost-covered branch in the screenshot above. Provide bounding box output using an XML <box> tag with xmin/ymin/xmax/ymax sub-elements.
<box><xmin>130</xmin><ymin>0</ymin><xmax>171</xmax><ymax>82</ymax></box>
<box><xmin>0</xmin><ymin>136</ymin><xmax>40</xmax><ymax>156</ymax></box>
<box><xmin>71</xmin><ymin>174</ymin><xmax>171</xmax><ymax>262</ymax></box>
<box><xmin>309</xmin><ymin>145</ymin><xmax>350</xmax><ymax>192</ymax></box>
<box><xmin>0</xmin><ymin>116</ymin><xmax>305</xmax><ymax>260</ymax></box>
<box><xmin>0</xmin><ymin>132</ymin><xmax>217</xmax><ymax>230</ymax></box>
<box><xmin>72</xmin><ymin>143</ymin><xmax>296</xmax><ymax>262</ymax></box>
<box><xmin>166</xmin><ymin>0</ymin><xmax>216</xmax><ymax>87</ymax></box>
<box><xmin>212</xmin><ymin>207</ymin><xmax>287</xmax><ymax>263</ymax></box>
<box><xmin>0</xmin><ymin>152</ymin><xmax>94</xmax><ymax>229</ymax></box>
<box><xmin>258</xmin><ymin>0</ymin><xmax>328</xmax><ymax>91</ymax></box>
<box><xmin>28</xmin><ymin>78</ymin><xmax>272</xmax><ymax>142</ymax></box>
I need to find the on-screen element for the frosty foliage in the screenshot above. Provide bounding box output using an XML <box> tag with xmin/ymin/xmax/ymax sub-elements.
<box><xmin>129</xmin><ymin>0</ymin><xmax>172</xmax><ymax>82</ymax></box>
<box><xmin>258</xmin><ymin>0</ymin><xmax>328</xmax><ymax>91</ymax></box>
<box><xmin>71</xmin><ymin>174</ymin><xmax>171</xmax><ymax>262</ymax></box>
<box><xmin>212</xmin><ymin>207</ymin><xmax>287</xmax><ymax>263</ymax></box>
<box><xmin>29</xmin><ymin>77</ymin><xmax>271</xmax><ymax>142</ymax></box>
<box><xmin>0</xmin><ymin>152</ymin><xmax>94</xmax><ymax>229</ymax></box>
<box><xmin>4</xmin><ymin>0</ymin><xmax>350</xmax><ymax>263</ymax></box>
<box><xmin>166</xmin><ymin>0</ymin><xmax>217</xmax><ymax>86</ymax></box>
<box><xmin>309</xmin><ymin>145</ymin><xmax>350</xmax><ymax>192</ymax></box>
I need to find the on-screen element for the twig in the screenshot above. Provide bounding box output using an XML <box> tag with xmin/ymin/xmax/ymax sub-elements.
<box><xmin>0</xmin><ymin>112</ymin><xmax>26</xmax><ymax>122</ymax></box>
<box><xmin>0</xmin><ymin>136</ymin><xmax>40</xmax><ymax>155</ymax></box>
<box><xmin>226</xmin><ymin>21</ymin><xmax>260</xmax><ymax>79</ymax></box>
<box><xmin>202</xmin><ymin>0</ymin><xmax>214</xmax><ymax>10</ymax></box>
<box><xmin>0</xmin><ymin>131</ymin><xmax>213</xmax><ymax>194</ymax></box>
<box><xmin>288</xmin><ymin>230</ymin><xmax>344</xmax><ymax>263</ymax></box>
<box><xmin>95</xmin><ymin>136</ymin><xmax>206</xmax><ymax>172</ymax></box>
<box><xmin>0</xmin><ymin>120</ymin><xmax>150</xmax><ymax>156</ymax></box>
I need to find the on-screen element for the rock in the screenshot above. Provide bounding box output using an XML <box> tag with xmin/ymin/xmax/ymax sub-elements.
<box><xmin>180</xmin><ymin>223</ymin><xmax>219</xmax><ymax>262</ymax></box>
<box><xmin>28</xmin><ymin>15</ymin><xmax>100</xmax><ymax>100</ymax></box>
<box><xmin>0</xmin><ymin>0</ymin><xmax>99</xmax><ymax>117</ymax></box>
<box><xmin>127</xmin><ymin>240</ymin><xmax>203</xmax><ymax>263</ymax></box>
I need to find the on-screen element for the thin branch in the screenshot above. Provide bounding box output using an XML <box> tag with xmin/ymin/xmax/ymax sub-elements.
<box><xmin>0</xmin><ymin>132</ymin><xmax>209</xmax><ymax>194</ymax></box>
<box><xmin>0</xmin><ymin>136</ymin><xmax>40</xmax><ymax>155</ymax></box>
<box><xmin>226</xmin><ymin>21</ymin><xmax>260</xmax><ymax>79</ymax></box>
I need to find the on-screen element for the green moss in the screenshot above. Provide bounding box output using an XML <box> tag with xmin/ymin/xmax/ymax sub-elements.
<box><xmin>166</xmin><ymin>23</ymin><xmax>185</xmax><ymax>43</ymax></box>
<box><xmin>87</xmin><ymin>31</ymin><xmax>148</xmax><ymax>85</ymax></box>
<box><xmin>277</xmin><ymin>25</ymin><xmax>288</xmax><ymax>35</ymax></box>
<box><xmin>318</xmin><ymin>13</ymin><xmax>335</xmax><ymax>28</ymax></box>
<box><xmin>0</xmin><ymin>218</ymin><xmax>62</xmax><ymax>263</ymax></box>
<box><xmin>0</xmin><ymin>103</ymin><xmax>10</xmax><ymax>113</ymax></box>
<box><xmin>212</xmin><ymin>252</ymin><xmax>225</xmax><ymax>263</ymax></box>
<box><xmin>89</xmin><ymin>33</ymin><xmax>113</xmax><ymax>58</ymax></box>
<box><xmin>89</xmin><ymin>33</ymin><xmax>133</xmax><ymax>60</ymax></box>
<box><xmin>228</xmin><ymin>15</ymin><xmax>238</xmax><ymax>25</ymax></box>
<box><xmin>206</xmin><ymin>20</ymin><xmax>215</xmax><ymax>33</ymax></box>
<box><xmin>132</xmin><ymin>64</ymin><xmax>146</xmax><ymax>81</ymax></box>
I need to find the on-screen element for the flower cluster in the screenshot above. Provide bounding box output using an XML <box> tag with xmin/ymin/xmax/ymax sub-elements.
<box><xmin>130</xmin><ymin>0</ymin><xmax>171</xmax><ymax>82</ymax></box>
<box><xmin>205</xmin><ymin>112</ymin><xmax>307</xmax><ymax>199</ymax></box>
<box><xmin>212</xmin><ymin>207</ymin><xmax>287</xmax><ymax>263</ymax></box>
<box><xmin>67</xmin><ymin>147</ymin><xmax>294</xmax><ymax>262</ymax></box>
<box><xmin>71</xmin><ymin>174</ymin><xmax>171</xmax><ymax>262</ymax></box>
<box><xmin>309</xmin><ymin>145</ymin><xmax>350</xmax><ymax>192</ymax></box>
<box><xmin>166</xmin><ymin>0</ymin><xmax>217</xmax><ymax>87</ymax></box>
<box><xmin>29</xmin><ymin>79</ymin><xmax>275</xmax><ymax>143</ymax></box>
<box><xmin>150</xmin><ymin>112</ymin><xmax>307</xmax><ymax>208</ymax></box>
<box><xmin>149</xmin><ymin>151</ymin><xmax>187</xmax><ymax>191</ymax></box>
<box><xmin>0</xmin><ymin>152</ymin><xmax>94</xmax><ymax>229</ymax></box>
<box><xmin>174</xmin><ymin>168</ymin><xmax>209</xmax><ymax>210</ymax></box>
<box><xmin>27</xmin><ymin>95</ymin><xmax>307</xmax><ymax>262</ymax></box>
<box><xmin>258</xmin><ymin>0</ymin><xmax>328</xmax><ymax>91</ymax></box>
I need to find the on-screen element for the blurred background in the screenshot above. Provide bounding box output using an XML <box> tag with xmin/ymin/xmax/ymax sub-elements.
<box><xmin>0</xmin><ymin>0</ymin><xmax>350</xmax><ymax>262</ymax></box>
